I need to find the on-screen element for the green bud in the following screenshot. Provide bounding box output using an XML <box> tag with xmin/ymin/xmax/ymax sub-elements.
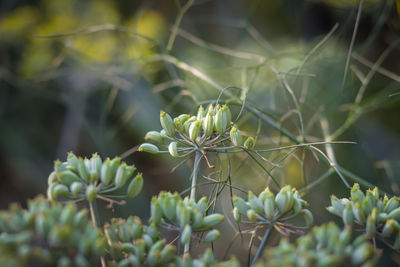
<box><xmin>301</xmin><ymin>209</ymin><xmax>313</xmax><ymax>227</ymax></box>
<box><xmin>204</xmin><ymin>230</ymin><xmax>220</xmax><ymax>242</ymax></box>
<box><xmin>168</xmin><ymin>142</ymin><xmax>179</xmax><ymax>158</ymax></box>
<box><xmin>197</xmin><ymin>105</ymin><xmax>205</xmax><ymax>120</ymax></box>
<box><xmin>115</xmin><ymin>163</ymin><xmax>128</xmax><ymax>188</ymax></box>
<box><xmin>388</xmin><ymin>207</ymin><xmax>400</xmax><ymax>220</ymax></box>
<box><xmin>351</xmin><ymin>243</ymin><xmax>373</xmax><ymax>265</ymax></box>
<box><xmin>275</xmin><ymin>187</ymin><xmax>289</xmax><ymax>213</ymax></box>
<box><xmin>77</xmin><ymin>157</ymin><xmax>90</xmax><ymax>183</ymax></box>
<box><xmin>181</xmin><ymin>225</ymin><xmax>192</xmax><ymax>245</ymax></box>
<box><xmin>138</xmin><ymin>143</ymin><xmax>159</xmax><ymax>154</ymax></box>
<box><xmin>197</xmin><ymin>197</ymin><xmax>208</xmax><ymax>214</ymax></box>
<box><xmin>203</xmin><ymin>214</ymin><xmax>224</xmax><ymax>228</ymax></box>
<box><xmin>243</xmin><ymin>137</ymin><xmax>255</xmax><ymax>149</ymax></box>
<box><xmin>189</xmin><ymin>120</ymin><xmax>200</xmax><ymax>141</ymax></box>
<box><xmin>178</xmin><ymin>114</ymin><xmax>191</xmax><ymax>125</ymax></box>
<box><xmin>230</xmin><ymin>126</ymin><xmax>242</xmax><ymax>147</ymax></box>
<box><xmin>48</xmin><ymin>171</ymin><xmax>57</xmax><ymax>185</ymax></box>
<box><xmin>382</xmin><ymin>219</ymin><xmax>395</xmax><ymax>237</ymax></box>
<box><xmin>89</xmin><ymin>153</ymin><xmax>102</xmax><ymax>178</ymax></box>
<box><xmin>145</xmin><ymin>131</ymin><xmax>163</xmax><ymax>143</ymax></box>
<box><xmin>263</xmin><ymin>191</ymin><xmax>275</xmax><ymax>220</ymax></box>
<box><xmin>160</xmin><ymin>110</ymin><xmax>175</xmax><ymax>137</ymax></box>
<box><xmin>203</xmin><ymin>111</ymin><xmax>214</xmax><ymax>137</ymax></box>
<box><xmin>100</xmin><ymin>158</ymin><xmax>112</xmax><ymax>185</ymax></box>
<box><xmin>160</xmin><ymin>245</ymin><xmax>176</xmax><ymax>264</ymax></box>
<box><xmin>174</xmin><ymin>117</ymin><xmax>184</xmax><ymax>132</ymax></box>
<box><xmin>53</xmin><ymin>184</ymin><xmax>69</xmax><ymax>199</ymax></box>
<box><xmin>343</xmin><ymin>203</ymin><xmax>354</xmax><ymax>226</ymax></box>
<box><xmin>248</xmin><ymin>191</ymin><xmax>264</xmax><ymax>215</ymax></box>
<box><xmin>161</xmin><ymin>198</ymin><xmax>176</xmax><ymax>222</ymax></box>
<box><xmin>70</xmin><ymin>182</ymin><xmax>84</xmax><ymax>197</ymax></box>
<box><xmin>67</xmin><ymin>152</ymin><xmax>79</xmax><ymax>171</ymax></box>
<box><xmin>192</xmin><ymin>210</ymin><xmax>204</xmax><ymax>228</ymax></box>
<box><xmin>214</xmin><ymin>107</ymin><xmax>227</xmax><ymax>134</ymax></box>
<box><xmin>178</xmin><ymin>207</ymin><xmax>190</xmax><ymax>227</ymax></box>
<box><xmin>247</xmin><ymin>209</ymin><xmax>257</xmax><ymax>222</ymax></box>
<box><xmin>183</xmin><ymin>116</ymin><xmax>196</xmax><ymax>134</ymax></box>
<box><xmin>127</xmin><ymin>173</ymin><xmax>143</xmax><ymax>198</ymax></box>
<box><xmin>233</xmin><ymin>196</ymin><xmax>249</xmax><ymax>214</ymax></box>
<box><xmin>365</xmin><ymin>215</ymin><xmax>375</xmax><ymax>239</ymax></box>
<box><xmin>350</xmin><ymin>183</ymin><xmax>364</xmax><ymax>201</ymax></box>
<box><xmin>86</xmin><ymin>185</ymin><xmax>97</xmax><ymax>202</ymax></box>
<box><xmin>233</xmin><ymin>207</ymin><xmax>241</xmax><ymax>222</ymax></box>
<box><xmin>330</xmin><ymin>195</ymin><xmax>345</xmax><ymax>216</ymax></box>
<box><xmin>352</xmin><ymin>202</ymin><xmax>365</xmax><ymax>223</ymax></box>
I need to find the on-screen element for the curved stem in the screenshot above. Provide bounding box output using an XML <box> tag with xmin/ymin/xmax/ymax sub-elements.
<box><xmin>251</xmin><ymin>226</ymin><xmax>273</xmax><ymax>266</ymax></box>
<box><xmin>184</xmin><ymin>151</ymin><xmax>202</xmax><ymax>254</ymax></box>
<box><xmin>89</xmin><ymin>200</ymin><xmax>106</xmax><ymax>267</ymax></box>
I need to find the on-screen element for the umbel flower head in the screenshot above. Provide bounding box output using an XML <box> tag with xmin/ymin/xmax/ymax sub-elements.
<box><xmin>233</xmin><ymin>185</ymin><xmax>313</xmax><ymax>234</ymax></box>
<box><xmin>255</xmin><ymin>223</ymin><xmax>380</xmax><ymax>266</ymax></box>
<box><xmin>150</xmin><ymin>191</ymin><xmax>224</xmax><ymax>245</ymax></box>
<box><xmin>327</xmin><ymin>183</ymin><xmax>400</xmax><ymax>250</ymax></box>
<box><xmin>104</xmin><ymin>216</ymin><xmax>176</xmax><ymax>266</ymax></box>
<box><xmin>47</xmin><ymin>152</ymin><xmax>143</xmax><ymax>203</ymax></box>
<box><xmin>0</xmin><ymin>196</ymin><xmax>105</xmax><ymax>266</ymax></box>
<box><xmin>139</xmin><ymin>105</ymin><xmax>255</xmax><ymax>158</ymax></box>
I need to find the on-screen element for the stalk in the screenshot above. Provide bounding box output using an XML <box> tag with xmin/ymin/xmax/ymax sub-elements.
<box><xmin>184</xmin><ymin>151</ymin><xmax>202</xmax><ymax>254</ymax></box>
<box><xmin>251</xmin><ymin>226</ymin><xmax>273</xmax><ymax>266</ymax></box>
<box><xmin>89</xmin><ymin>200</ymin><xmax>106</xmax><ymax>267</ymax></box>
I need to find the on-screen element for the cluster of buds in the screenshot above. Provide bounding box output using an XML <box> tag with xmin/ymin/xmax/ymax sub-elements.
<box><xmin>256</xmin><ymin>223</ymin><xmax>379</xmax><ymax>266</ymax></box>
<box><xmin>0</xmin><ymin>196</ymin><xmax>105</xmax><ymax>266</ymax></box>
<box><xmin>104</xmin><ymin>217</ymin><xmax>176</xmax><ymax>267</ymax></box>
<box><xmin>175</xmin><ymin>249</ymin><xmax>239</xmax><ymax>267</ymax></box>
<box><xmin>150</xmin><ymin>192</ymin><xmax>224</xmax><ymax>245</ymax></box>
<box><xmin>233</xmin><ymin>186</ymin><xmax>313</xmax><ymax>231</ymax></box>
<box><xmin>327</xmin><ymin>183</ymin><xmax>400</xmax><ymax>249</ymax></box>
<box><xmin>47</xmin><ymin>152</ymin><xmax>143</xmax><ymax>203</ymax></box>
<box><xmin>139</xmin><ymin>105</ymin><xmax>255</xmax><ymax>158</ymax></box>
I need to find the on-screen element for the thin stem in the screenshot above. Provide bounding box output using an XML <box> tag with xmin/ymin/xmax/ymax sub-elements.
<box><xmin>251</xmin><ymin>226</ymin><xmax>273</xmax><ymax>266</ymax></box>
<box><xmin>167</xmin><ymin>0</ymin><xmax>195</xmax><ymax>52</ymax></box>
<box><xmin>89</xmin><ymin>200</ymin><xmax>106</xmax><ymax>267</ymax></box>
<box><xmin>184</xmin><ymin>151</ymin><xmax>202</xmax><ymax>254</ymax></box>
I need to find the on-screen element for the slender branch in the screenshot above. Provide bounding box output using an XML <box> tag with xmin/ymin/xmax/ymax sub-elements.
<box><xmin>89</xmin><ymin>200</ymin><xmax>106</xmax><ymax>267</ymax></box>
<box><xmin>251</xmin><ymin>226</ymin><xmax>273</xmax><ymax>266</ymax></box>
<box><xmin>184</xmin><ymin>151</ymin><xmax>202</xmax><ymax>254</ymax></box>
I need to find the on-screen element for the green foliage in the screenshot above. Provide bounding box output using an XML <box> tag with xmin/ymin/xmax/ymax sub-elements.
<box><xmin>327</xmin><ymin>183</ymin><xmax>400</xmax><ymax>250</ymax></box>
<box><xmin>0</xmin><ymin>196</ymin><xmax>105</xmax><ymax>267</ymax></box>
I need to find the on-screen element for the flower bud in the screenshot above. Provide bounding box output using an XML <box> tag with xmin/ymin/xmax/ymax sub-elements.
<box><xmin>178</xmin><ymin>207</ymin><xmax>190</xmax><ymax>227</ymax></box>
<box><xmin>168</xmin><ymin>142</ymin><xmax>179</xmax><ymax>158</ymax></box>
<box><xmin>57</xmin><ymin>171</ymin><xmax>81</xmax><ymax>186</ymax></box>
<box><xmin>192</xmin><ymin>211</ymin><xmax>204</xmax><ymax>228</ymax></box>
<box><xmin>197</xmin><ymin>197</ymin><xmax>207</xmax><ymax>214</ymax></box>
<box><xmin>230</xmin><ymin>126</ymin><xmax>242</xmax><ymax>147</ymax></box>
<box><xmin>178</xmin><ymin>114</ymin><xmax>191</xmax><ymax>125</ymax></box>
<box><xmin>247</xmin><ymin>209</ymin><xmax>257</xmax><ymax>222</ymax></box>
<box><xmin>248</xmin><ymin>191</ymin><xmax>264</xmax><ymax>215</ymax></box>
<box><xmin>202</xmin><ymin>214</ymin><xmax>224</xmax><ymax>228</ymax></box>
<box><xmin>150</xmin><ymin>198</ymin><xmax>162</xmax><ymax>225</ymax></box>
<box><xmin>53</xmin><ymin>184</ymin><xmax>69</xmax><ymax>199</ymax></box>
<box><xmin>301</xmin><ymin>209</ymin><xmax>313</xmax><ymax>227</ymax></box>
<box><xmin>203</xmin><ymin>111</ymin><xmax>214</xmax><ymax>137</ymax></box>
<box><xmin>263</xmin><ymin>193</ymin><xmax>275</xmax><ymax>220</ymax></box>
<box><xmin>77</xmin><ymin>157</ymin><xmax>90</xmax><ymax>183</ymax></box>
<box><xmin>352</xmin><ymin>202</ymin><xmax>365</xmax><ymax>223</ymax></box>
<box><xmin>365</xmin><ymin>215</ymin><xmax>375</xmax><ymax>239</ymax></box>
<box><xmin>233</xmin><ymin>207</ymin><xmax>241</xmax><ymax>222</ymax></box>
<box><xmin>233</xmin><ymin>196</ymin><xmax>249</xmax><ymax>214</ymax></box>
<box><xmin>86</xmin><ymin>185</ymin><xmax>97</xmax><ymax>202</ymax></box>
<box><xmin>188</xmin><ymin>120</ymin><xmax>201</xmax><ymax>141</ymax></box>
<box><xmin>160</xmin><ymin>245</ymin><xmax>176</xmax><ymax>264</ymax></box>
<box><xmin>244</xmin><ymin>137</ymin><xmax>255</xmax><ymax>149</ymax></box>
<box><xmin>197</xmin><ymin>105</ymin><xmax>205</xmax><ymax>120</ymax></box>
<box><xmin>138</xmin><ymin>143</ymin><xmax>159</xmax><ymax>154</ymax></box>
<box><xmin>351</xmin><ymin>243</ymin><xmax>373</xmax><ymax>265</ymax></box>
<box><xmin>127</xmin><ymin>173</ymin><xmax>143</xmax><ymax>198</ymax></box>
<box><xmin>160</xmin><ymin>110</ymin><xmax>175</xmax><ymax>137</ymax></box>
<box><xmin>115</xmin><ymin>163</ymin><xmax>128</xmax><ymax>188</ymax></box>
<box><xmin>388</xmin><ymin>207</ymin><xmax>400</xmax><ymax>220</ymax></box>
<box><xmin>382</xmin><ymin>219</ymin><xmax>395</xmax><ymax>237</ymax></box>
<box><xmin>350</xmin><ymin>183</ymin><xmax>364</xmax><ymax>201</ymax></box>
<box><xmin>181</xmin><ymin>225</ymin><xmax>192</xmax><ymax>245</ymax></box>
<box><xmin>89</xmin><ymin>153</ymin><xmax>102</xmax><ymax>178</ymax></box>
<box><xmin>183</xmin><ymin>116</ymin><xmax>196</xmax><ymax>134</ymax></box>
<box><xmin>145</xmin><ymin>131</ymin><xmax>163</xmax><ymax>143</ymax></box>
<box><xmin>214</xmin><ymin>107</ymin><xmax>227</xmax><ymax>134</ymax></box>
<box><xmin>174</xmin><ymin>118</ymin><xmax>184</xmax><ymax>132</ymax></box>
<box><xmin>204</xmin><ymin>230</ymin><xmax>220</xmax><ymax>242</ymax></box>
<box><xmin>70</xmin><ymin>182</ymin><xmax>84</xmax><ymax>197</ymax></box>
<box><xmin>67</xmin><ymin>152</ymin><xmax>79</xmax><ymax>170</ymax></box>
<box><xmin>343</xmin><ymin>203</ymin><xmax>354</xmax><ymax>226</ymax></box>
<box><xmin>275</xmin><ymin>187</ymin><xmax>289</xmax><ymax>213</ymax></box>
<box><xmin>162</xmin><ymin>198</ymin><xmax>176</xmax><ymax>222</ymax></box>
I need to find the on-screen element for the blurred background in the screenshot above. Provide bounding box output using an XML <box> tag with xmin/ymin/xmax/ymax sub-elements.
<box><xmin>1</xmin><ymin>0</ymin><xmax>400</xmax><ymax>263</ymax></box>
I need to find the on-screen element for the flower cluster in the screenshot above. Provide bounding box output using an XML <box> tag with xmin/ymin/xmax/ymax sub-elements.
<box><xmin>104</xmin><ymin>216</ymin><xmax>176</xmax><ymax>267</ymax></box>
<box><xmin>150</xmin><ymin>192</ymin><xmax>224</xmax><ymax>245</ymax></box>
<box><xmin>139</xmin><ymin>105</ymin><xmax>255</xmax><ymax>158</ymax></box>
<box><xmin>327</xmin><ymin>183</ymin><xmax>400</xmax><ymax>249</ymax></box>
<box><xmin>0</xmin><ymin>196</ymin><xmax>105</xmax><ymax>266</ymax></box>
<box><xmin>233</xmin><ymin>186</ymin><xmax>313</xmax><ymax>232</ymax></box>
<box><xmin>256</xmin><ymin>223</ymin><xmax>379</xmax><ymax>266</ymax></box>
<box><xmin>47</xmin><ymin>152</ymin><xmax>143</xmax><ymax>202</ymax></box>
